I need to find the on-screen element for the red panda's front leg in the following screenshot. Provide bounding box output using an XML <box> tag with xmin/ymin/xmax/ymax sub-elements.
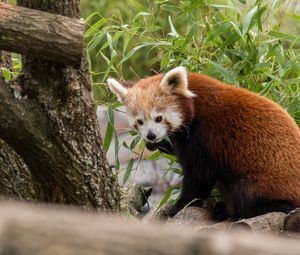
<box><xmin>160</xmin><ymin>156</ymin><xmax>218</xmax><ymax>218</ymax></box>
<box><xmin>172</xmin><ymin>166</ymin><xmax>217</xmax><ymax>216</ymax></box>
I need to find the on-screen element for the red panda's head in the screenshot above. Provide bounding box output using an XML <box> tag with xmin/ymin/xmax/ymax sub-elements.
<box><xmin>107</xmin><ymin>67</ymin><xmax>195</xmax><ymax>143</ymax></box>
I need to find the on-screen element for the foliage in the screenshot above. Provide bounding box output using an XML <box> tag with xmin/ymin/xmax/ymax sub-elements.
<box><xmin>85</xmin><ymin>0</ymin><xmax>300</xmax><ymax>126</ymax></box>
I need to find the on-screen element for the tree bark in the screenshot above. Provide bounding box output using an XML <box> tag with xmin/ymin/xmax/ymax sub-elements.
<box><xmin>0</xmin><ymin>140</ymin><xmax>37</xmax><ymax>200</ymax></box>
<box><xmin>0</xmin><ymin>2</ymin><xmax>85</xmax><ymax>65</ymax></box>
<box><xmin>0</xmin><ymin>0</ymin><xmax>120</xmax><ymax>210</ymax></box>
<box><xmin>0</xmin><ymin>202</ymin><xmax>300</xmax><ymax>255</ymax></box>
<box><xmin>0</xmin><ymin>0</ymin><xmax>36</xmax><ymax>201</ymax></box>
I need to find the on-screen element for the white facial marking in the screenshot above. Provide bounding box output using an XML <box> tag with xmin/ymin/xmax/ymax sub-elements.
<box><xmin>127</xmin><ymin>107</ymin><xmax>183</xmax><ymax>143</ymax></box>
<box><xmin>164</xmin><ymin>108</ymin><xmax>183</xmax><ymax>131</ymax></box>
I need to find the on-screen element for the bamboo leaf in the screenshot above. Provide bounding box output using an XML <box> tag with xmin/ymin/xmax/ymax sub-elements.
<box><xmin>158</xmin><ymin>187</ymin><xmax>173</xmax><ymax>208</ymax></box>
<box><xmin>103</xmin><ymin>106</ymin><xmax>114</xmax><ymax>152</ymax></box>
<box><xmin>168</xmin><ymin>15</ymin><xmax>179</xmax><ymax>37</ymax></box>
<box><xmin>207</xmin><ymin>60</ymin><xmax>236</xmax><ymax>84</ymax></box>
<box><xmin>1</xmin><ymin>68</ymin><xmax>11</xmax><ymax>81</ymax></box>
<box><xmin>85</xmin><ymin>18</ymin><xmax>107</xmax><ymax>37</ymax></box>
<box><xmin>204</xmin><ymin>22</ymin><xmax>231</xmax><ymax>44</ymax></box>
<box><xmin>242</xmin><ymin>5</ymin><xmax>258</xmax><ymax>36</ymax></box>
<box><xmin>123</xmin><ymin>159</ymin><xmax>134</xmax><ymax>184</ymax></box>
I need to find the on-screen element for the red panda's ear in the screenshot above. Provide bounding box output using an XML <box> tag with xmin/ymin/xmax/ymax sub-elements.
<box><xmin>120</xmin><ymin>80</ymin><xmax>136</xmax><ymax>88</ymax></box>
<box><xmin>160</xmin><ymin>66</ymin><xmax>195</xmax><ymax>98</ymax></box>
<box><xmin>107</xmin><ymin>78</ymin><xmax>128</xmax><ymax>101</ymax></box>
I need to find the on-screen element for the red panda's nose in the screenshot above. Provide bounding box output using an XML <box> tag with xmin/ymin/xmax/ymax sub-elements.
<box><xmin>147</xmin><ymin>131</ymin><xmax>156</xmax><ymax>141</ymax></box>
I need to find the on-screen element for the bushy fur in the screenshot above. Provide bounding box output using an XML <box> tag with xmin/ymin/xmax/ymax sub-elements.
<box><xmin>108</xmin><ymin>67</ymin><xmax>300</xmax><ymax>219</ymax></box>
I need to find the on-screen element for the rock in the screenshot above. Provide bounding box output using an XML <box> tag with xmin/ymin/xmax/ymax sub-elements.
<box><xmin>170</xmin><ymin>206</ymin><xmax>213</xmax><ymax>227</ymax></box>
<box><xmin>284</xmin><ymin>208</ymin><xmax>300</xmax><ymax>236</ymax></box>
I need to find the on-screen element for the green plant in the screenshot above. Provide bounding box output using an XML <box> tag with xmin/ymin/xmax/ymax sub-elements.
<box><xmin>1</xmin><ymin>53</ymin><xmax>22</xmax><ymax>81</ymax></box>
<box><xmin>86</xmin><ymin>0</ymin><xmax>299</xmax><ymax>118</ymax></box>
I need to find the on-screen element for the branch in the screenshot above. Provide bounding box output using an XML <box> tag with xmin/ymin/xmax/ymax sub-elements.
<box><xmin>0</xmin><ymin>2</ymin><xmax>85</xmax><ymax>65</ymax></box>
<box><xmin>0</xmin><ymin>202</ymin><xmax>300</xmax><ymax>255</ymax></box>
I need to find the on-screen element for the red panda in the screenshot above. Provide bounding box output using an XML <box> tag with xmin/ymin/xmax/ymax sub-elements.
<box><xmin>108</xmin><ymin>66</ymin><xmax>300</xmax><ymax>219</ymax></box>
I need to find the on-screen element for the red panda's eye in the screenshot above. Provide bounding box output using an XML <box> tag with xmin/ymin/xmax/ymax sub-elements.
<box><xmin>137</xmin><ymin>119</ymin><xmax>144</xmax><ymax>125</ymax></box>
<box><xmin>155</xmin><ymin>116</ymin><xmax>163</xmax><ymax>123</ymax></box>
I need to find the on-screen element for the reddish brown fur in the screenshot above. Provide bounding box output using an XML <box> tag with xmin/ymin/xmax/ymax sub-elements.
<box><xmin>186</xmin><ymin>73</ymin><xmax>300</xmax><ymax>209</ymax></box>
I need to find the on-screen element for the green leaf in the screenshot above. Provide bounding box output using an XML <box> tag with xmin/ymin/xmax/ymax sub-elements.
<box><xmin>103</xmin><ymin>106</ymin><xmax>114</xmax><ymax>152</ymax></box>
<box><xmin>238</xmin><ymin>0</ymin><xmax>246</xmax><ymax>4</ymax></box>
<box><xmin>229</xmin><ymin>21</ymin><xmax>245</xmax><ymax>43</ymax></box>
<box><xmin>88</xmin><ymin>33</ymin><xmax>105</xmax><ymax>50</ymax></box>
<box><xmin>114</xmin><ymin>133</ymin><xmax>120</xmax><ymax>171</ymax></box>
<box><xmin>242</xmin><ymin>5</ymin><xmax>258</xmax><ymax>36</ymax></box>
<box><xmin>121</xmin><ymin>45</ymin><xmax>147</xmax><ymax>64</ymax></box>
<box><xmin>207</xmin><ymin>60</ymin><xmax>236</xmax><ymax>84</ymax></box>
<box><xmin>122</xmin><ymin>141</ymin><xmax>130</xmax><ymax>150</ymax></box>
<box><xmin>160</xmin><ymin>4</ymin><xmax>182</xmax><ymax>13</ymax></box>
<box><xmin>121</xmin><ymin>42</ymin><xmax>170</xmax><ymax>64</ymax></box>
<box><xmin>85</xmin><ymin>18</ymin><xmax>107</xmax><ymax>37</ymax></box>
<box><xmin>146</xmin><ymin>150</ymin><xmax>161</xmax><ymax>160</ymax></box>
<box><xmin>288</xmin><ymin>12</ymin><xmax>300</xmax><ymax>21</ymax></box>
<box><xmin>269</xmin><ymin>31</ymin><xmax>300</xmax><ymax>44</ymax></box>
<box><xmin>162</xmin><ymin>153</ymin><xmax>177</xmax><ymax>163</ymax></box>
<box><xmin>123</xmin><ymin>159</ymin><xmax>134</xmax><ymax>184</ymax></box>
<box><xmin>204</xmin><ymin>22</ymin><xmax>232</xmax><ymax>44</ymax></box>
<box><xmin>130</xmin><ymin>136</ymin><xmax>141</xmax><ymax>150</ymax></box>
<box><xmin>133</xmin><ymin>12</ymin><xmax>151</xmax><ymax>22</ymax></box>
<box><xmin>1</xmin><ymin>68</ymin><xmax>11</xmax><ymax>81</ymax></box>
<box><xmin>168</xmin><ymin>15</ymin><xmax>179</xmax><ymax>37</ymax></box>
<box><xmin>84</xmin><ymin>12</ymin><xmax>101</xmax><ymax>24</ymax></box>
<box><xmin>158</xmin><ymin>187</ymin><xmax>173</xmax><ymax>208</ymax></box>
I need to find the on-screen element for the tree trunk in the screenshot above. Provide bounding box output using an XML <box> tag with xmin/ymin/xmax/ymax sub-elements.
<box><xmin>0</xmin><ymin>0</ymin><xmax>36</xmax><ymax>201</ymax></box>
<box><xmin>0</xmin><ymin>0</ymin><xmax>120</xmax><ymax>210</ymax></box>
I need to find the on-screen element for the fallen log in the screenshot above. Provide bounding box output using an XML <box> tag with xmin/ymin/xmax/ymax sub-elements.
<box><xmin>197</xmin><ymin>212</ymin><xmax>287</xmax><ymax>235</ymax></box>
<box><xmin>0</xmin><ymin>202</ymin><xmax>299</xmax><ymax>255</ymax></box>
<box><xmin>230</xmin><ymin>212</ymin><xmax>286</xmax><ymax>234</ymax></box>
<box><xmin>0</xmin><ymin>2</ymin><xmax>84</xmax><ymax>65</ymax></box>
